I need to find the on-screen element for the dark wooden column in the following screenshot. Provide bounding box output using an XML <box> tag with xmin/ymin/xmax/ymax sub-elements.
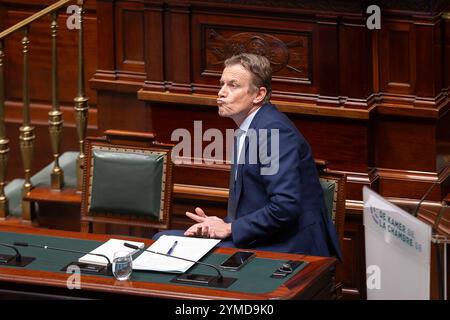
<box><xmin>317</xmin><ymin>14</ymin><xmax>340</xmax><ymax>106</ymax></box>
<box><xmin>94</xmin><ymin>0</ymin><xmax>116</xmax><ymax>81</ymax></box>
<box><xmin>165</xmin><ymin>1</ymin><xmax>191</xmax><ymax>93</ymax></box>
<box><xmin>143</xmin><ymin>0</ymin><xmax>165</xmax><ymax>92</ymax></box>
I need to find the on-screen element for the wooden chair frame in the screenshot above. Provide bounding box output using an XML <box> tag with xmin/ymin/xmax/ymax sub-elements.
<box><xmin>316</xmin><ymin>160</ymin><xmax>347</xmax><ymax>299</ymax></box>
<box><xmin>80</xmin><ymin>130</ymin><xmax>174</xmax><ymax>233</ymax></box>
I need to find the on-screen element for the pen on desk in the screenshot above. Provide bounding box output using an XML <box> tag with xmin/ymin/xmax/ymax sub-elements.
<box><xmin>167</xmin><ymin>241</ymin><xmax>178</xmax><ymax>255</ymax></box>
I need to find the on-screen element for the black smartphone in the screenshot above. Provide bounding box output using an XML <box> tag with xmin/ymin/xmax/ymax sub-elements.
<box><xmin>220</xmin><ymin>251</ymin><xmax>255</xmax><ymax>271</ymax></box>
<box><xmin>174</xmin><ymin>273</ymin><xmax>213</xmax><ymax>285</ymax></box>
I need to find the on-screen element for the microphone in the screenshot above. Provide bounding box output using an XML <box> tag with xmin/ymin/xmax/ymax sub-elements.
<box><xmin>124</xmin><ymin>242</ymin><xmax>223</xmax><ymax>281</ymax></box>
<box><xmin>14</xmin><ymin>241</ymin><xmax>112</xmax><ymax>275</ymax></box>
<box><xmin>0</xmin><ymin>243</ymin><xmax>22</xmax><ymax>263</ymax></box>
<box><xmin>124</xmin><ymin>242</ymin><xmax>236</xmax><ymax>288</ymax></box>
<box><xmin>412</xmin><ymin>180</ymin><xmax>439</xmax><ymax>217</ymax></box>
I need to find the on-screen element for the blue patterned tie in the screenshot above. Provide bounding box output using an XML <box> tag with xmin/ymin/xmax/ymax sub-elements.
<box><xmin>227</xmin><ymin>129</ymin><xmax>245</xmax><ymax>220</ymax></box>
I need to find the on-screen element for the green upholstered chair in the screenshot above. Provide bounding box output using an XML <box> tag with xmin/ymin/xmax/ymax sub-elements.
<box><xmin>80</xmin><ymin>130</ymin><xmax>174</xmax><ymax>234</ymax></box>
<box><xmin>316</xmin><ymin>160</ymin><xmax>347</xmax><ymax>299</ymax></box>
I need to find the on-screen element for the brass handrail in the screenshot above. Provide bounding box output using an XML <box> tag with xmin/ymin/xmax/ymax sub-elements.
<box><xmin>0</xmin><ymin>0</ymin><xmax>73</xmax><ymax>40</ymax></box>
<box><xmin>0</xmin><ymin>0</ymin><xmax>88</xmax><ymax>220</ymax></box>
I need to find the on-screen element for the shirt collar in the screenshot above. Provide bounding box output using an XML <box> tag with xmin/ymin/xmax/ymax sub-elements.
<box><xmin>239</xmin><ymin>107</ymin><xmax>261</xmax><ymax>133</ymax></box>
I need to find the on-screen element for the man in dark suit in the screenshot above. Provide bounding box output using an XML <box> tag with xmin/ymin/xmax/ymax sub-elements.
<box><xmin>161</xmin><ymin>53</ymin><xmax>342</xmax><ymax>259</ymax></box>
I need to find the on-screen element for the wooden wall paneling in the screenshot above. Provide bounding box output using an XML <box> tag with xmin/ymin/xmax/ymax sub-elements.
<box><xmin>163</xmin><ymin>3</ymin><xmax>172</xmax><ymax>90</ymax></box>
<box><xmin>0</xmin><ymin>2</ymin><xmax>5</xmax><ymax>31</ymax></box>
<box><xmin>95</xmin><ymin>0</ymin><xmax>116</xmax><ymax>80</ymax></box>
<box><xmin>375</xmin><ymin>170</ymin><xmax>443</xmax><ymax>201</ymax></box>
<box><xmin>0</xmin><ymin>0</ymin><xmax>96</xmax><ymax>10</ymax></box>
<box><xmin>374</xmin><ymin>115</ymin><xmax>437</xmax><ymax>172</ymax></box>
<box><xmin>445</xmin><ymin>17</ymin><xmax>450</xmax><ymax>89</ymax></box>
<box><xmin>289</xmin><ymin>115</ymin><xmax>370</xmax><ymax>173</ymax></box>
<box><xmin>96</xmin><ymin>90</ymin><xmax>150</xmax><ymax>133</ymax></box>
<box><xmin>436</xmin><ymin>110</ymin><xmax>450</xmax><ymax>181</ymax></box>
<box><xmin>4</xmin><ymin>8</ymin><xmax>98</xmax><ymax>106</ymax></box>
<box><xmin>34</xmin><ymin>202</ymin><xmax>81</xmax><ymax>232</ymax></box>
<box><xmin>90</xmin><ymin>0</ymin><xmax>146</xmax><ymax>92</ymax></box>
<box><xmin>433</xmin><ymin>20</ymin><xmax>443</xmax><ymax>98</ymax></box>
<box><xmin>339</xmin><ymin>19</ymin><xmax>373</xmax><ymax>104</ymax></box>
<box><xmin>91</xmin><ymin>223</ymin><xmax>154</xmax><ymax>238</ymax></box>
<box><xmin>190</xmin><ymin>11</ymin><xmax>319</xmax><ymax>99</ymax></box>
<box><xmin>372</xmin><ymin>108</ymin><xmax>449</xmax><ymax>200</ymax></box>
<box><xmin>379</xmin><ymin>22</ymin><xmax>416</xmax><ymax>96</ymax></box>
<box><xmin>173</xmin><ymin>162</ymin><xmax>230</xmax><ymax>189</ymax></box>
<box><xmin>115</xmin><ymin>1</ymin><xmax>146</xmax><ymax>76</ymax></box>
<box><xmin>317</xmin><ymin>14</ymin><xmax>339</xmax><ymax>106</ymax></box>
<box><xmin>143</xmin><ymin>0</ymin><xmax>165</xmax><ymax>91</ymax></box>
<box><xmin>166</xmin><ymin>2</ymin><xmax>192</xmax><ymax>94</ymax></box>
<box><xmin>345</xmin><ymin>172</ymin><xmax>373</xmax><ymax>202</ymax></box>
<box><xmin>414</xmin><ymin>19</ymin><xmax>439</xmax><ymax>100</ymax></box>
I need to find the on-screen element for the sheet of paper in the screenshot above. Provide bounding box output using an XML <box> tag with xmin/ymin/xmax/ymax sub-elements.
<box><xmin>132</xmin><ymin>235</ymin><xmax>220</xmax><ymax>273</ymax></box>
<box><xmin>78</xmin><ymin>238</ymin><xmax>145</xmax><ymax>266</ymax></box>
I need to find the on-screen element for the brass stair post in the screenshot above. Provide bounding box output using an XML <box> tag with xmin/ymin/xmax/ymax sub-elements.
<box><xmin>20</xmin><ymin>26</ymin><xmax>36</xmax><ymax>222</ymax></box>
<box><xmin>49</xmin><ymin>11</ymin><xmax>64</xmax><ymax>190</ymax></box>
<box><xmin>0</xmin><ymin>0</ymin><xmax>75</xmax><ymax>220</ymax></box>
<box><xmin>74</xmin><ymin>0</ymin><xmax>89</xmax><ymax>192</ymax></box>
<box><xmin>0</xmin><ymin>40</ymin><xmax>9</xmax><ymax>218</ymax></box>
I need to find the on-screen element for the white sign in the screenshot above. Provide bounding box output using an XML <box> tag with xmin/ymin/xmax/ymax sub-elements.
<box><xmin>363</xmin><ymin>187</ymin><xmax>431</xmax><ymax>299</ymax></box>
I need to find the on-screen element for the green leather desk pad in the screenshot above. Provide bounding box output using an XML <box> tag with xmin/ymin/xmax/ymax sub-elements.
<box><xmin>0</xmin><ymin>232</ymin><xmax>307</xmax><ymax>294</ymax></box>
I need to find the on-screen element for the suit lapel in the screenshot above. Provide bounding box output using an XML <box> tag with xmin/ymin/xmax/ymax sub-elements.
<box><xmin>232</xmin><ymin>103</ymin><xmax>272</xmax><ymax>218</ymax></box>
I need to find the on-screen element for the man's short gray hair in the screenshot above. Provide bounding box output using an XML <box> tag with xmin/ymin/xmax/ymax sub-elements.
<box><xmin>224</xmin><ymin>53</ymin><xmax>272</xmax><ymax>103</ymax></box>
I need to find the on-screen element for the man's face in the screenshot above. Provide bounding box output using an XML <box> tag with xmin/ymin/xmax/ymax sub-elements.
<box><xmin>217</xmin><ymin>64</ymin><xmax>259</xmax><ymax>123</ymax></box>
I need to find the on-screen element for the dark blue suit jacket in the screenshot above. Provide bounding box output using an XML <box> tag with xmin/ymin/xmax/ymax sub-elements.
<box><xmin>226</xmin><ymin>103</ymin><xmax>342</xmax><ymax>260</ymax></box>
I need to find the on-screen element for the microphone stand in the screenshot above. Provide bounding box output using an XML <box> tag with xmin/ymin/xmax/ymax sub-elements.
<box><xmin>124</xmin><ymin>243</ymin><xmax>237</xmax><ymax>288</ymax></box>
<box><xmin>0</xmin><ymin>243</ymin><xmax>35</xmax><ymax>267</ymax></box>
<box><xmin>14</xmin><ymin>242</ymin><xmax>112</xmax><ymax>275</ymax></box>
<box><xmin>412</xmin><ymin>181</ymin><xmax>439</xmax><ymax>217</ymax></box>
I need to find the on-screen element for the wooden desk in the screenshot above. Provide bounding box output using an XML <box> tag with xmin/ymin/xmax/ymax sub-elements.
<box><xmin>0</xmin><ymin>225</ymin><xmax>337</xmax><ymax>300</ymax></box>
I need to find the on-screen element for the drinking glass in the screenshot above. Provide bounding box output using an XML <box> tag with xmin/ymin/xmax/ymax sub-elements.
<box><xmin>112</xmin><ymin>251</ymin><xmax>132</xmax><ymax>281</ymax></box>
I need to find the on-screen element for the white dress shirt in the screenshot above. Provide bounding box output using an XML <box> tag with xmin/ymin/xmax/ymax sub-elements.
<box><xmin>234</xmin><ymin>107</ymin><xmax>261</xmax><ymax>179</ymax></box>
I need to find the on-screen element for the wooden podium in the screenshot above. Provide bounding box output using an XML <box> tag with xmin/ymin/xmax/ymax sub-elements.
<box><xmin>0</xmin><ymin>224</ymin><xmax>337</xmax><ymax>300</ymax></box>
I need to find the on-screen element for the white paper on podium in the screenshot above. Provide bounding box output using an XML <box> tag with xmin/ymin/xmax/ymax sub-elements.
<box><xmin>78</xmin><ymin>238</ymin><xmax>145</xmax><ymax>266</ymax></box>
<box><xmin>363</xmin><ymin>187</ymin><xmax>431</xmax><ymax>300</ymax></box>
<box><xmin>132</xmin><ymin>235</ymin><xmax>220</xmax><ymax>273</ymax></box>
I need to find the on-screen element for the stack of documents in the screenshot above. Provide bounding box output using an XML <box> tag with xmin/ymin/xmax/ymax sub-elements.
<box><xmin>78</xmin><ymin>238</ymin><xmax>145</xmax><ymax>266</ymax></box>
<box><xmin>132</xmin><ymin>235</ymin><xmax>220</xmax><ymax>273</ymax></box>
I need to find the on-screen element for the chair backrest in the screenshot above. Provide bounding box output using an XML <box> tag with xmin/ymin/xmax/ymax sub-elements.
<box><xmin>80</xmin><ymin>130</ymin><xmax>174</xmax><ymax>233</ymax></box>
<box><xmin>318</xmin><ymin>170</ymin><xmax>346</xmax><ymax>252</ymax></box>
<box><xmin>315</xmin><ymin>160</ymin><xmax>346</xmax><ymax>299</ymax></box>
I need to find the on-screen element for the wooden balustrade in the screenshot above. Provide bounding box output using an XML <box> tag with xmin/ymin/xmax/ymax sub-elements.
<box><xmin>0</xmin><ymin>0</ymin><xmax>89</xmax><ymax>221</ymax></box>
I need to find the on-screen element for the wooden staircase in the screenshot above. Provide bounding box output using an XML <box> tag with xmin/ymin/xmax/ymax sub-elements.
<box><xmin>0</xmin><ymin>0</ymin><xmax>90</xmax><ymax>227</ymax></box>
